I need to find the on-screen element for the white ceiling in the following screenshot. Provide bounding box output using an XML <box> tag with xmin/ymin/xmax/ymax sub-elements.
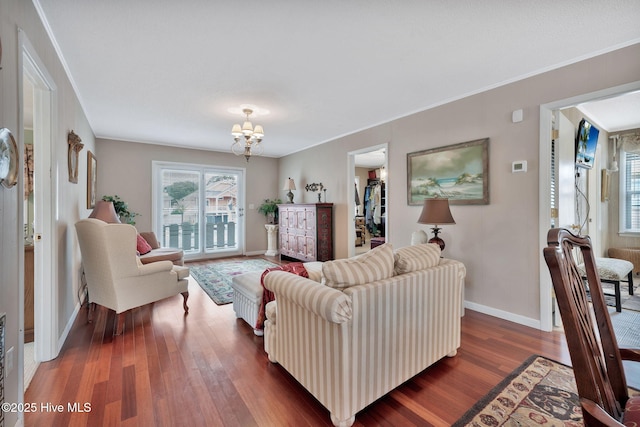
<box><xmin>34</xmin><ymin>1</ymin><xmax>640</xmax><ymax>158</ymax></box>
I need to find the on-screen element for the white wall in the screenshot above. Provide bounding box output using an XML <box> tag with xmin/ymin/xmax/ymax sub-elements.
<box><xmin>279</xmin><ymin>43</ymin><xmax>640</xmax><ymax>325</ymax></box>
<box><xmin>1</xmin><ymin>1</ymin><xmax>95</xmax><ymax>425</ymax></box>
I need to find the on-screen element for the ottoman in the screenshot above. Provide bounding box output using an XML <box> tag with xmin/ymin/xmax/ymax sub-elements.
<box><xmin>231</xmin><ymin>262</ymin><xmax>324</xmax><ymax>336</ymax></box>
<box><xmin>577</xmin><ymin>257</ymin><xmax>634</xmax><ymax>312</ymax></box>
<box><xmin>231</xmin><ymin>271</ymin><xmax>264</xmax><ymax>336</ymax></box>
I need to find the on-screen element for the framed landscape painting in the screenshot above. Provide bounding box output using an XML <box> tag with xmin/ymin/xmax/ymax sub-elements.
<box><xmin>407</xmin><ymin>138</ymin><xmax>489</xmax><ymax>205</ymax></box>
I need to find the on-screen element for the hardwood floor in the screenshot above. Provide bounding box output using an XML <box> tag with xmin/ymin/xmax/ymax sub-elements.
<box><xmin>23</xmin><ymin>256</ymin><xmax>585</xmax><ymax>426</ymax></box>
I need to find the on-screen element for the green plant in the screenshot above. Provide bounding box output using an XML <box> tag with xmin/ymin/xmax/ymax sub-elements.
<box><xmin>102</xmin><ymin>195</ymin><xmax>139</xmax><ymax>225</ymax></box>
<box><xmin>257</xmin><ymin>198</ymin><xmax>282</xmax><ymax>224</ymax></box>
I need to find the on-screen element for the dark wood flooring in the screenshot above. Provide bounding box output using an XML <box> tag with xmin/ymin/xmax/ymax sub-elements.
<box><xmin>22</xmin><ymin>255</ymin><xmax>632</xmax><ymax>426</ymax></box>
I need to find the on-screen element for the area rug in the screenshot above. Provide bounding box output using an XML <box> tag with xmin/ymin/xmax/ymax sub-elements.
<box><xmin>452</xmin><ymin>355</ymin><xmax>582</xmax><ymax>426</ymax></box>
<box><xmin>190</xmin><ymin>259</ymin><xmax>278</xmax><ymax>305</ymax></box>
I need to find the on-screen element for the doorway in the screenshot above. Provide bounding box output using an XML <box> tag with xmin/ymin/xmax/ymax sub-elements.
<box><xmin>348</xmin><ymin>144</ymin><xmax>388</xmax><ymax>258</ymax></box>
<box><xmin>19</xmin><ymin>28</ymin><xmax>59</xmax><ymax>390</ymax></box>
<box><xmin>538</xmin><ymin>81</ymin><xmax>640</xmax><ymax>332</ymax></box>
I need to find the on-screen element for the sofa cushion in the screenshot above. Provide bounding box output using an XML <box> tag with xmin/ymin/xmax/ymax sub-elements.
<box><xmin>322</xmin><ymin>243</ymin><xmax>394</xmax><ymax>289</ymax></box>
<box><xmin>394</xmin><ymin>243</ymin><xmax>441</xmax><ymax>275</ymax></box>
<box><xmin>136</xmin><ymin>234</ymin><xmax>153</xmax><ymax>255</ymax></box>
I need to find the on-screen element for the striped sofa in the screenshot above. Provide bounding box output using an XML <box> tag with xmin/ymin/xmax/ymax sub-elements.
<box><xmin>263</xmin><ymin>243</ymin><xmax>466</xmax><ymax>427</ymax></box>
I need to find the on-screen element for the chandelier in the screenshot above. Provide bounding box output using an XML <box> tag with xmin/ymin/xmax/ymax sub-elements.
<box><xmin>231</xmin><ymin>108</ymin><xmax>264</xmax><ymax>162</ymax></box>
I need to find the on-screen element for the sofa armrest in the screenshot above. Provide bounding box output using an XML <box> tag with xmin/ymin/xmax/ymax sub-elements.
<box><xmin>264</xmin><ymin>271</ymin><xmax>352</xmax><ymax>323</ymax></box>
<box><xmin>139</xmin><ymin>231</ymin><xmax>160</xmax><ymax>249</ymax></box>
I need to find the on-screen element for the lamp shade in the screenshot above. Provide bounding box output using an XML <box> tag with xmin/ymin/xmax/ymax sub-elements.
<box><xmin>282</xmin><ymin>177</ymin><xmax>296</xmax><ymax>191</ymax></box>
<box><xmin>417</xmin><ymin>198</ymin><xmax>455</xmax><ymax>225</ymax></box>
<box><xmin>89</xmin><ymin>200</ymin><xmax>121</xmax><ymax>223</ymax></box>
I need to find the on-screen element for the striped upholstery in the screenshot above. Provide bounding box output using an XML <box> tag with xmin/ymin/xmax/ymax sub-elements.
<box><xmin>322</xmin><ymin>243</ymin><xmax>395</xmax><ymax>289</ymax></box>
<box><xmin>393</xmin><ymin>243</ymin><xmax>441</xmax><ymax>274</ymax></box>
<box><xmin>264</xmin><ymin>258</ymin><xmax>466</xmax><ymax>427</ymax></box>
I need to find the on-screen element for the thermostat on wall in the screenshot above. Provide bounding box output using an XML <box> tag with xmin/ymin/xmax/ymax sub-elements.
<box><xmin>512</xmin><ymin>160</ymin><xmax>527</xmax><ymax>173</ymax></box>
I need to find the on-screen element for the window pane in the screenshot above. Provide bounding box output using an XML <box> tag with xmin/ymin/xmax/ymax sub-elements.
<box><xmin>623</xmin><ymin>152</ymin><xmax>640</xmax><ymax>232</ymax></box>
<box><xmin>204</xmin><ymin>173</ymin><xmax>238</xmax><ymax>251</ymax></box>
<box><xmin>161</xmin><ymin>170</ymin><xmax>200</xmax><ymax>252</ymax></box>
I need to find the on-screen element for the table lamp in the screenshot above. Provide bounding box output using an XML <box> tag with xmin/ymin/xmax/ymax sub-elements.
<box><xmin>283</xmin><ymin>177</ymin><xmax>296</xmax><ymax>203</ymax></box>
<box><xmin>89</xmin><ymin>200</ymin><xmax>121</xmax><ymax>223</ymax></box>
<box><xmin>417</xmin><ymin>197</ymin><xmax>455</xmax><ymax>250</ymax></box>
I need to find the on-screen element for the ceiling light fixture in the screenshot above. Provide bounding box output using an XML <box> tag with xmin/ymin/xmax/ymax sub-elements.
<box><xmin>231</xmin><ymin>108</ymin><xmax>264</xmax><ymax>162</ymax></box>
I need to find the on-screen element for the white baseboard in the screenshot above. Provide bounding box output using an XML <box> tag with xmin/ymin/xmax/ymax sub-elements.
<box><xmin>245</xmin><ymin>250</ymin><xmax>269</xmax><ymax>256</ymax></box>
<box><xmin>57</xmin><ymin>297</ymin><xmax>84</xmax><ymax>354</ymax></box>
<box><xmin>464</xmin><ymin>300</ymin><xmax>541</xmax><ymax>330</ymax></box>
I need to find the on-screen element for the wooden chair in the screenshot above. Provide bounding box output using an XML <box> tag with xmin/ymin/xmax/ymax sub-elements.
<box><xmin>543</xmin><ymin>228</ymin><xmax>640</xmax><ymax>426</ymax></box>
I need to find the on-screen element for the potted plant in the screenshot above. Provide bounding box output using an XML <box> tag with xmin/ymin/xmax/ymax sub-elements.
<box><xmin>258</xmin><ymin>198</ymin><xmax>282</xmax><ymax>224</ymax></box>
<box><xmin>102</xmin><ymin>195</ymin><xmax>139</xmax><ymax>225</ymax></box>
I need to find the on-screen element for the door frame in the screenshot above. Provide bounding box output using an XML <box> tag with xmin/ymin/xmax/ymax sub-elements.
<box><xmin>538</xmin><ymin>80</ymin><xmax>640</xmax><ymax>331</ymax></box>
<box><xmin>347</xmin><ymin>143</ymin><xmax>388</xmax><ymax>258</ymax></box>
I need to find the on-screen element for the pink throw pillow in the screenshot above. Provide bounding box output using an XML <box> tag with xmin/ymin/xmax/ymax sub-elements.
<box><xmin>136</xmin><ymin>234</ymin><xmax>153</xmax><ymax>255</ymax></box>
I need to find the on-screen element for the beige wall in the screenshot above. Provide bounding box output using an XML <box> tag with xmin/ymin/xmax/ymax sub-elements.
<box><xmin>96</xmin><ymin>139</ymin><xmax>280</xmax><ymax>255</ymax></box>
<box><xmin>279</xmin><ymin>43</ymin><xmax>640</xmax><ymax>324</ymax></box>
<box><xmin>1</xmin><ymin>1</ymin><xmax>96</xmax><ymax>424</ymax></box>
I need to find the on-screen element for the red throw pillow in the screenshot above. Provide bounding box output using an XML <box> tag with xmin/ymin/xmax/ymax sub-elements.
<box><xmin>136</xmin><ymin>234</ymin><xmax>153</xmax><ymax>255</ymax></box>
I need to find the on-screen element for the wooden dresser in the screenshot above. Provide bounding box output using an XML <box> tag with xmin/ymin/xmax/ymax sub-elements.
<box><xmin>278</xmin><ymin>203</ymin><xmax>333</xmax><ymax>262</ymax></box>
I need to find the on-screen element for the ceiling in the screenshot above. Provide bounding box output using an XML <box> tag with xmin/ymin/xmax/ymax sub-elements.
<box><xmin>33</xmin><ymin>1</ymin><xmax>640</xmax><ymax>159</ymax></box>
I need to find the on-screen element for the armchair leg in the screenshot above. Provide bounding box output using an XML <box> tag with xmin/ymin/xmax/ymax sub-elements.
<box><xmin>87</xmin><ymin>302</ymin><xmax>96</xmax><ymax>323</ymax></box>
<box><xmin>182</xmin><ymin>291</ymin><xmax>189</xmax><ymax>313</ymax></box>
<box><xmin>115</xmin><ymin>312</ymin><xmax>125</xmax><ymax>335</ymax></box>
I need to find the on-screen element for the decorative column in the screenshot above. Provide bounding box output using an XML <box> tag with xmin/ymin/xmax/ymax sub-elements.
<box><xmin>265</xmin><ymin>224</ymin><xmax>279</xmax><ymax>256</ymax></box>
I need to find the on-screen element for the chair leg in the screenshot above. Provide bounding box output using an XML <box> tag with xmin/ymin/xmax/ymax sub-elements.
<box><xmin>87</xmin><ymin>302</ymin><xmax>96</xmax><ymax>323</ymax></box>
<box><xmin>115</xmin><ymin>312</ymin><xmax>126</xmax><ymax>335</ymax></box>
<box><xmin>628</xmin><ymin>271</ymin><xmax>634</xmax><ymax>295</ymax></box>
<box><xmin>182</xmin><ymin>291</ymin><xmax>189</xmax><ymax>313</ymax></box>
<box><xmin>614</xmin><ymin>281</ymin><xmax>622</xmax><ymax>312</ymax></box>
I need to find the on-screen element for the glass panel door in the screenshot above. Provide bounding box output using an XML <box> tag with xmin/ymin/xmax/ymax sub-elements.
<box><xmin>203</xmin><ymin>172</ymin><xmax>239</xmax><ymax>254</ymax></box>
<box><xmin>154</xmin><ymin>162</ymin><xmax>243</xmax><ymax>258</ymax></box>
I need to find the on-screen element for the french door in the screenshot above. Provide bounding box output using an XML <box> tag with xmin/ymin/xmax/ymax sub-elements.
<box><xmin>152</xmin><ymin>162</ymin><xmax>244</xmax><ymax>259</ymax></box>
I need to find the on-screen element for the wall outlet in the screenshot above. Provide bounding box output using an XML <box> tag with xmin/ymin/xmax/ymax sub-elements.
<box><xmin>6</xmin><ymin>346</ymin><xmax>14</xmax><ymax>375</ymax></box>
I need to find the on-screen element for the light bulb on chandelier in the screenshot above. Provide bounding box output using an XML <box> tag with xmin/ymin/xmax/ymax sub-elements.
<box><xmin>231</xmin><ymin>108</ymin><xmax>264</xmax><ymax>162</ymax></box>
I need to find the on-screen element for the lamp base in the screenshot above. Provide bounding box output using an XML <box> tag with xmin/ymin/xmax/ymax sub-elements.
<box><xmin>429</xmin><ymin>226</ymin><xmax>445</xmax><ymax>250</ymax></box>
<box><xmin>428</xmin><ymin>236</ymin><xmax>445</xmax><ymax>251</ymax></box>
<box><xmin>286</xmin><ymin>190</ymin><xmax>294</xmax><ymax>204</ymax></box>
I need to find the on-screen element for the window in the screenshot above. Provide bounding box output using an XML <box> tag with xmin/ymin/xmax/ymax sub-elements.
<box><xmin>619</xmin><ymin>150</ymin><xmax>640</xmax><ymax>233</ymax></box>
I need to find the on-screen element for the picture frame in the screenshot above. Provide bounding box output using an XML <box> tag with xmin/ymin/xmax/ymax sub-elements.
<box><xmin>87</xmin><ymin>151</ymin><xmax>97</xmax><ymax>208</ymax></box>
<box><xmin>407</xmin><ymin>138</ymin><xmax>489</xmax><ymax>205</ymax></box>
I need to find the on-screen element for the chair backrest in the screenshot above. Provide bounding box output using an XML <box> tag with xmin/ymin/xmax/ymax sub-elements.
<box><xmin>543</xmin><ymin>228</ymin><xmax>628</xmax><ymax>422</ymax></box>
<box><xmin>75</xmin><ymin>218</ymin><xmax>140</xmax><ymax>310</ymax></box>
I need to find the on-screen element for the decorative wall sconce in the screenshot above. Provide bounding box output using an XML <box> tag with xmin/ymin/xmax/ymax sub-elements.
<box><xmin>305</xmin><ymin>182</ymin><xmax>324</xmax><ymax>202</ymax></box>
<box><xmin>67</xmin><ymin>130</ymin><xmax>84</xmax><ymax>183</ymax></box>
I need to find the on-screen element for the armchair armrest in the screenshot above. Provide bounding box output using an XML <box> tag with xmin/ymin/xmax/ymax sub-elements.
<box><xmin>264</xmin><ymin>271</ymin><xmax>352</xmax><ymax>323</ymax></box>
<box><xmin>137</xmin><ymin>260</ymin><xmax>174</xmax><ymax>275</ymax></box>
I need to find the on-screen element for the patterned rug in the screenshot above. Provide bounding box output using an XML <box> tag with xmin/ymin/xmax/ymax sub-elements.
<box><xmin>190</xmin><ymin>259</ymin><xmax>278</xmax><ymax>305</ymax></box>
<box><xmin>452</xmin><ymin>355</ymin><xmax>582</xmax><ymax>426</ymax></box>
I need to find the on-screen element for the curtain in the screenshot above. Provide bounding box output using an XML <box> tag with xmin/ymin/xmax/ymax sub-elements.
<box><xmin>621</xmin><ymin>132</ymin><xmax>640</xmax><ymax>154</ymax></box>
<box><xmin>24</xmin><ymin>144</ymin><xmax>34</xmax><ymax>199</ymax></box>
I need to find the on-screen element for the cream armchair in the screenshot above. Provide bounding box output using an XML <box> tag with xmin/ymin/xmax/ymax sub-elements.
<box><xmin>75</xmin><ymin>218</ymin><xmax>189</xmax><ymax>335</ymax></box>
